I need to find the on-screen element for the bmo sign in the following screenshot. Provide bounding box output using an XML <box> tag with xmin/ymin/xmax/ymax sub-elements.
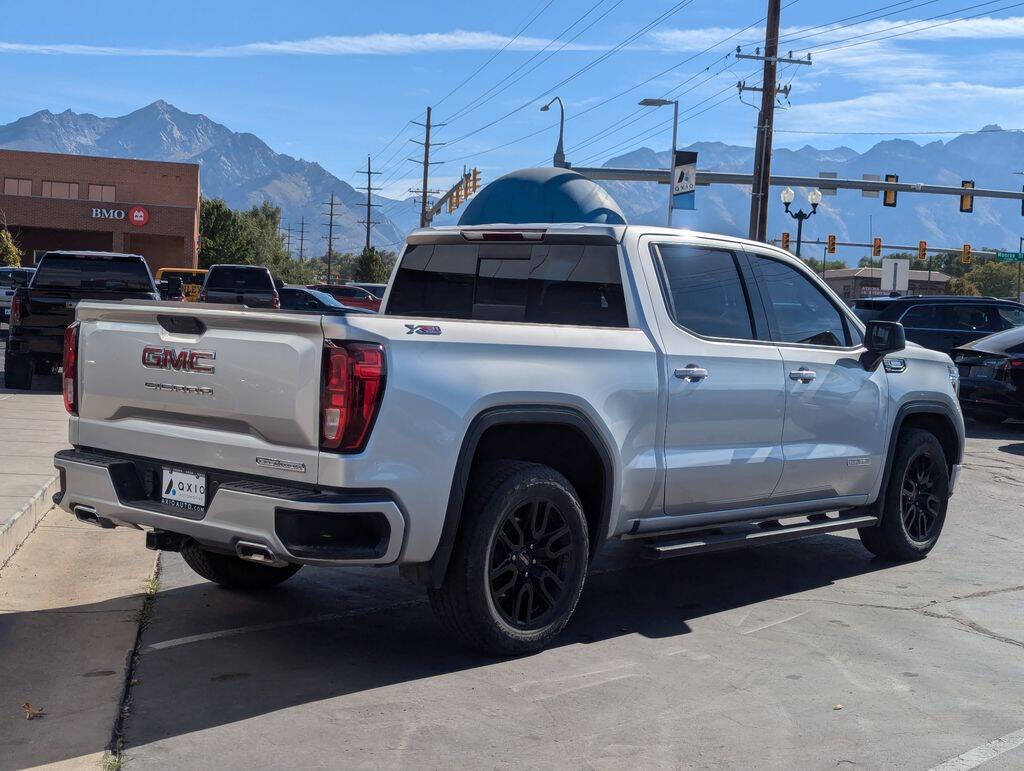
<box><xmin>91</xmin><ymin>205</ymin><xmax>150</xmax><ymax>227</ymax></box>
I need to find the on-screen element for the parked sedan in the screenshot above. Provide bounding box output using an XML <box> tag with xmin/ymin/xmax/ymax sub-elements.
<box><xmin>278</xmin><ymin>286</ymin><xmax>372</xmax><ymax>314</ymax></box>
<box><xmin>951</xmin><ymin>326</ymin><xmax>1024</xmax><ymax>424</ymax></box>
<box><xmin>308</xmin><ymin>283</ymin><xmax>381</xmax><ymax>311</ymax></box>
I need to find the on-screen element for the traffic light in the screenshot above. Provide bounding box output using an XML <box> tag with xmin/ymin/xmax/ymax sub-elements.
<box><xmin>462</xmin><ymin>173</ymin><xmax>470</xmax><ymax>199</ymax></box>
<box><xmin>872</xmin><ymin>237</ymin><xmax>882</xmax><ymax>257</ymax></box>
<box><xmin>781</xmin><ymin>232</ymin><xmax>790</xmax><ymax>251</ymax></box>
<box><xmin>826</xmin><ymin>234</ymin><xmax>836</xmax><ymax>254</ymax></box>
<box><xmin>962</xmin><ymin>244</ymin><xmax>972</xmax><ymax>265</ymax></box>
<box><xmin>451</xmin><ymin>184</ymin><xmax>462</xmax><ymax>209</ymax></box>
<box><xmin>918</xmin><ymin>240</ymin><xmax>927</xmax><ymax>260</ymax></box>
<box><xmin>471</xmin><ymin>168</ymin><xmax>481</xmax><ymax>193</ymax></box>
<box><xmin>883</xmin><ymin>174</ymin><xmax>898</xmax><ymax>207</ymax></box>
<box><xmin>960</xmin><ymin>180</ymin><xmax>975</xmax><ymax>213</ymax></box>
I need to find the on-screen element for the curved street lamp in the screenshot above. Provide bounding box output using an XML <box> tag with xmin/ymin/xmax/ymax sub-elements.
<box><xmin>781</xmin><ymin>186</ymin><xmax>822</xmax><ymax>258</ymax></box>
<box><xmin>540</xmin><ymin>97</ymin><xmax>566</xmax><ymax>168</ymax></box>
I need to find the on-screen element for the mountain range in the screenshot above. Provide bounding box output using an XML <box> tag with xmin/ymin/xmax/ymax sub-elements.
<box><xmin>1</xmin><ymin>100</ymin><xmax>1021</xmax><ymax>262</ymax></box>
<box><xmin>0</xmin><ymin>100</ymin><xmax>418</xmax><ymax>253</ymax></box>
<box><xmin>598</xmin><ymin>129</ymin><xmax>1024</xmax><ymax>258</ymax></box>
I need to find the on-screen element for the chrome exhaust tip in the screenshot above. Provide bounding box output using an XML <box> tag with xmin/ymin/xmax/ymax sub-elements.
<box><xmin>235</xmin><ymin>540</ymin><xmax>288</xmax><ymax>567</ymax></box>
<box><xmin>72</xmin><ymin>504</ymin><xmax>116</xmax><ymax>529</ymax></box>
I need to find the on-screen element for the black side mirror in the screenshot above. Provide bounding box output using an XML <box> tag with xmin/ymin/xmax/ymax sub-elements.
<box><xmin>862</xmin><ymin>320</ymin><xmax>906</xmax><ymax>370</ymax></box>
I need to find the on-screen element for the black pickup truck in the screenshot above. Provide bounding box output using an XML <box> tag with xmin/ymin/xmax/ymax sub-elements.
<box><xmin>4</xmin><ymin>251</ymin><xmax>159</xmax><ymax>390</ymax></box>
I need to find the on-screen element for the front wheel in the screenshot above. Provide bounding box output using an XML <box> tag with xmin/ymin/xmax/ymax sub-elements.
<box><xmin>428</xmin><ymin>461</ymin><xmax>589</xmax><ymax>656</ymax></box>
<box><xmin>859</xmin><ymin>428</ymin><xmax>949</xmax><ymax>560</ymax></box>
<box><xmin>180</xmin><ymin>542</ymin><xmax>302</xmax><ymax>590</ymax></box>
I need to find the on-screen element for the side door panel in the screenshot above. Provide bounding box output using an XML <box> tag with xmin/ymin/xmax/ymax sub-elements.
<box><xmin>639</xmin><ymin>239</ymin><xmax>787</xmax><ymax>516</ymax></box>
<box><xmin>746</xmin><ymin>251</ymin><xmax>888</xmax><ymax>500</ymax></box>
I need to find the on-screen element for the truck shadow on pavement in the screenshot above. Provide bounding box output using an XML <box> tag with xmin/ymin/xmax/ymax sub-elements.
<box><xmin>96</xmin><ymin>533</ymin><xmax>891</xmax><ymax>760</ymax></box>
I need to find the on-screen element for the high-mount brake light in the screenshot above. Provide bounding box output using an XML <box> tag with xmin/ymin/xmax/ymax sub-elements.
<box><xmin>62</xmin><ymin>322</ymin><xmax>80</xmax><ymax>415</ymax></box>
<box><xmin>320</xmin><ymin>341</ymin><xmax>386</xmax><ymax>452</ymax></box>
<box><xmin>461</xmin><ymin>229</ymin><xmax>546</xmax><ymax>242</ymax></box>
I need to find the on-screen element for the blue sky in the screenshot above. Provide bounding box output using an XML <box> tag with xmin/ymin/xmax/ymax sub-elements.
<box><xmin>2</xmin><ymin>0</ymin><xmax>1024</xmax><ymax>196</ymax></box>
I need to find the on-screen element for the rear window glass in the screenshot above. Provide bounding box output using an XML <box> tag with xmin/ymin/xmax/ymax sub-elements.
<box><xmin>386</xmin><ymin>242</ymin><xmax>627</xmax><ymax>327</ymax></box>
<box><xmin>852</xmin><ymin>305</ymin><xmax>886</xmax><ymax>323</ymax></box>
<box><xmin>205</xmin><ymin>266</ymin><xmax>273</xmax><ymax>290</ymax></box>
<box><xmin>0</xmin><ymin>269</ymin><xmax>33</xmax><ymax>287</ymax></box>
<box><xmin>33</xmin><ymin>255</ymin><xmax>153</xmax><ymax>291</ymax></box>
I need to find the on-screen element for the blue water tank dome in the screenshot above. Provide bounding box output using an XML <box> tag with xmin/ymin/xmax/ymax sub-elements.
<box><xmin>458</xmin><ymin>167</ymin><xmax>627</xmax><ymax>226</ymax></box>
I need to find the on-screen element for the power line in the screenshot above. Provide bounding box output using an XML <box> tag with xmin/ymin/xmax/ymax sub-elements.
<box><xmin>433</xmin><ymin>0</ymin><xmax>556</xmax><ymax>110</ymax></box>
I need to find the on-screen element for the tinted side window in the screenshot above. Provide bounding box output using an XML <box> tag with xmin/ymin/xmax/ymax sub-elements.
<box><xmin>751</xmin><ymin>256</ymin><xmax>849</xmax><ymax>346</ymax></box>
<box><xmin>899</xmin><ymin>304</ymin><xmax>938</xmax><ymax>329</ymax></box>
<box><xmin>655</xmin><ymin>244</ymin><xmax>755</xmax><ymax>340</ymax></box>
<box><xmin>934</xmin><ymin>304</ymin><xmax>998</xmax><ymax>332</ymax></box>
<box><xmin>996</xmin><ymin>306</ymin><xmax>1024</xmax><ymax>329</ymax></box>
<box><xmin>386</xmin><ymin>243</ymin><xmax>627</xmax><ymax>327</ymax></box>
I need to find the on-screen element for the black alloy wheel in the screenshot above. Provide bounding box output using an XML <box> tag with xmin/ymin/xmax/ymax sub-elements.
<box><xmin>901</xmin><ymin>453</ymin><xmax>943</xmax><ymax>542</ymax></box>
<box><xmin>488</xmin><ymin>498</ymin><xmax>575</xmax><ymax>628</ymax></box>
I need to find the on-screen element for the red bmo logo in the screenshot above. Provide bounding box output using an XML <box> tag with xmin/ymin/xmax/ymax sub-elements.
<box><xmin>128</xmin><ymin>205</ymin><xmax>149</xmax><ymax>227</ymax></box>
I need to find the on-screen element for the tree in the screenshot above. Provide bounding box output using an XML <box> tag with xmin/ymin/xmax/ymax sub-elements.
<box><xmin>0</xmin><ymin>227</ymin><xmax>21</xmax><ymax>267</ymax></box>
<box><xmin>959</xmin><ymin>261</ymin><xmax>1018</xmax><ymax>298</ymax></box>
<box><xmin>802</xmin><ymin>257</ymin><xmax>847</xmax><ymax>273</ymax></box>
<box><xmin>353</xmin><ymin>247</ymin><xmax>395</xmax><ymax>283</ymax></box>
<box><xmin>946</xmin><ymin>276</ymin><xmax>979</xmax><ymax>296</ymax></box>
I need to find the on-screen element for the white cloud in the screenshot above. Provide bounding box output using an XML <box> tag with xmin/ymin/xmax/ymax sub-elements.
<box><xmin>777</xmin><ymin>81</ymin><xmax>1024</xmax><ymax>136</ymax></box>
<box><xmin>0</xmin><ymin>30</ymin><xmax>601</xmax><ymax>58</ymax></box>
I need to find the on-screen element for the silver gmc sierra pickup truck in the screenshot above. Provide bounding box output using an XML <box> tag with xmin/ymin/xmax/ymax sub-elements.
<box><xmin>54</xmin><ymin>223</ymin><xmax>964</xmax><ymax>654</ymax></box>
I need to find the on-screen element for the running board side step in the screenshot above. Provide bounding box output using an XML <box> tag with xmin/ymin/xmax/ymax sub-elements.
<box><xmin>643</xmin><ymin>513</ymin><xmax>878</xmax><ymax>559</ymax></box>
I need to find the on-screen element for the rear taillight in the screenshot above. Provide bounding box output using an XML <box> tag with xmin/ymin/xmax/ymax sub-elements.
<box><xmin>271</xmin><ymin>291</ymin><xmax>281</xmax><ymax>309</ymax></box>
<box><xmin>62</xmin><ymin>322</ymin><xmax>80</xmax><ymax>415</ymax></box>
<box><xmin>10</xmin><ymin>295</ymin><xmax>23</xmax><ymax>325</ymax></box>
<box><xmin>320</xmin><ymin>342</ymin><xmax>385</xmax><ymax>452</ymax></box>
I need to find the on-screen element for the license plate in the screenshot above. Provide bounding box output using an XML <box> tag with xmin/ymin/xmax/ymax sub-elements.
<box><xmin>969</xmin><ymin>365</ymin><xmax>994</xmax><ymax>379</ymax></box>
<box><xmin>161</xmin><ymin>467</ymin><xmax>207</xmax><ymax>512</ymax></box>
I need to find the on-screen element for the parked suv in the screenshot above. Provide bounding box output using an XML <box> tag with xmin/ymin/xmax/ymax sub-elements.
<box><xmin>54</xmin><ymin>225</ymin><xmax>963</xmax><ymax>655</ymax></box>
<box><xmin>852</xmin><ymin>295</ymin><xmax>1024</xmax><ymax>356</ymax></box>
<box><xmin>199</xmin><ymin>264</ymin><xmax>279</xmax><ymax>308</ymax></box>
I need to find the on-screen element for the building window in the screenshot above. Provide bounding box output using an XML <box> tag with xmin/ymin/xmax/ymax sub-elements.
<box><xmin>88</xmin><ymin>184</ymin><xmax>116</xmax><ymax>202</ymax></box>
<box><xmin>3</xmin><ymin>178</ymin><xmax>31</xmax><ymax>196</ymax></box>
<box><xmin>41</xmin><ymin>180</ymin><xmax>79</xmax><ymax>199</ymax></box>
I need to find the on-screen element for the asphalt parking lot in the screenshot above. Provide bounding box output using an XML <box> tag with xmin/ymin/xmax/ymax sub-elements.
<box><xmin>98</xmin><ymin>421</ymin><xmax>1024</xmax><ymax>769</ymax></box>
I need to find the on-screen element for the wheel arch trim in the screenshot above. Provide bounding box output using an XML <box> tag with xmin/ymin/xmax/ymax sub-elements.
<box><xmin>423</xmin><ymin>405</ymin><xmax>616</xmax><ymax>588</ymax></box>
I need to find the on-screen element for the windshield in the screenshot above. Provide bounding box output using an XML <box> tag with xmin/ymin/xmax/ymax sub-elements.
<box><xmin>205</xmin><ymin>266</ymin><xmax>273</xmax><ymax>290</ymax></box>
<box><xmin>33</xmin><ymin>254</ymin><xmax>154</xmax><ymax>291</ymax></box>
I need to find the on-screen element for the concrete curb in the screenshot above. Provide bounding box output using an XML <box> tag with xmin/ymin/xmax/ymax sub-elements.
<box><xmin>0</xmin><ymin>473</ymin><xmax>59</xmax><ymax>570</ymax></box>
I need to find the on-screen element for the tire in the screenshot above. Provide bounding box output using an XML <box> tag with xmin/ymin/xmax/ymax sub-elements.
<box><xmin>3</xmin><ymin>352</ymin><xmax>33</xmax><ymax>390</ymax></box>
<box><xmin>180</xmin><ymin>541</ymin><xmax>302</xmax><ymax>590</ymax></box>
<box><xmin>859</xmin><ymin>428</ymin><xmax>950</xmax><ymax>560</ymax></box>
<box><xmin>428</xmin><ymin>461</ymin><xmax>589</xmax><ymax>656</ymax></box>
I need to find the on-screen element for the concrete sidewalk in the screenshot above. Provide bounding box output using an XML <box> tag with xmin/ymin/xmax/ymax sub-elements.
<box><xmin>1</xmin><ymin>333</ymin><xmax>69</xmax><ymax>567</ymax></box>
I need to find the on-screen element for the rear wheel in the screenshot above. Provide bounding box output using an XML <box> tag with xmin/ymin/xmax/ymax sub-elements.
<box><xmin>180</xmin><ymin>541</ymin><xmax>302</xmax><ymax>590</ymax></box>
<box><xmin>3</xmin><ymin>352</ymin><xmax>32</xmax><ymax>390</ymax></box>
<box><xmin>428</xmin><ymin>461</ymin><xmax>589</xmax><ymax>656</ymax></box>
<box><xmin>859</xmin><ymin>428</ymin><xmax>949</xmax><ymax>560</ymax></box>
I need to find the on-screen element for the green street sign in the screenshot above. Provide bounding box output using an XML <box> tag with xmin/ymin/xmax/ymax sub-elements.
<box><xmin>996</xmin><ymin>251</ymin><xmax>1024</xmax><ymax>262</ymax></box>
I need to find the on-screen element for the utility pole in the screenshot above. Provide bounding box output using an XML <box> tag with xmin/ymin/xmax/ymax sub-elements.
<box><xmin>410</xmin><ymin>106</ymin><xmax>445</xmax><ymax>228</ymax></box>
<box><xmin>324</xmin><ymin>193</ymin><xmax>339</xmax><ymax>284</ymax></box>
<box><xmin>282</xmin><ymin>221</ymin><xmax>293</xmax><ymax>256</ymax></box>
<box><xmin>297</xmin><ymin>216</ymin><xmax>306</xmax><ymax>261</ymax></box>
<box><xmin>356</xmin><ymin>154</ymin><xmax>381</xmax><ymax>252</ymax></box>
<box><xmin>739</xmin><ymin>0</ymin><xmax>810</xmax><ymax>242</ymax></box>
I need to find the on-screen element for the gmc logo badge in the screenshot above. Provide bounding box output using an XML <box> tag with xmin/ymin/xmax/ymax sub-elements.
<box><xmin>142</xmin><ymin>346</ymin><xmax>216</xmax><ymax>374</ymax></box>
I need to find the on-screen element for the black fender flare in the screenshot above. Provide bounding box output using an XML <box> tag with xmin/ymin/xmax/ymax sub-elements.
<box><xmin>420</xmin><ymin>405</ymin><xmax>615</xmax><ymax>588</ymax></box>
<box><xmin>872</xmin><ymin>400</ymin><xmax>963</xmax><ymax>517</ymax></box>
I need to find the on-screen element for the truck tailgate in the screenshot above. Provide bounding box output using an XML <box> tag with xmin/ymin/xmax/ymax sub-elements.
<box><xmin>74</xmin><ymin>301</ymin><xmax>326</xmax><ymax>485</ymax></box>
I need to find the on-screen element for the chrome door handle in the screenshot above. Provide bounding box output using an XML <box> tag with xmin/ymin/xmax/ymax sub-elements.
<box><xmin>674</xmin><ymin>365</ymin><xmax>709</xmax><ymax>382</ymax></box>
<box><xmin>789</xmin><ymin>368</ymin><xmax>816</xmax><ymax>382</ymax></box>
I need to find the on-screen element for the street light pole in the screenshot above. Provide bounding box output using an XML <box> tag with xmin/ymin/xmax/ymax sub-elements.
<box><xmin>639</xmin><ymin>97</ymin><xmax>679</xmax><ymax>228</ymax></box>
<box><xmin>780</xmin><ymin>186</ymin><xmax>822</xmax><ymax>261</ymax></box>
<box><xmin>1019</xmin><ymin>235</ymin><xmax>1023</xmax><ymax>301</ymax></box>
<box><xmin>540</xmin><ymin>97</ymin><xmax>566</xmax><ymax>168</ymax></box>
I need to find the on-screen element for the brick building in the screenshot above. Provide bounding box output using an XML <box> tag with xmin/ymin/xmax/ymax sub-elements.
<box><xmin>822</xmin><ymin>267</ymin><xmax>951</xmax><ymax>302</ymax></box>
<box><xmin>0</xmin><ymin>149</ymin><xmax>199</xmax><ymax>272</ymax></box>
